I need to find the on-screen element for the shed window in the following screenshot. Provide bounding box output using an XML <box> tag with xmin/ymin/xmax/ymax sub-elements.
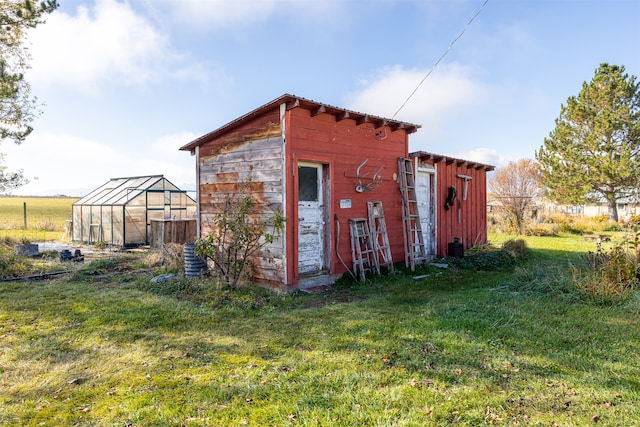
<box><xmin>298</xmin><ymin>166</ymin><xmax>319</xmax><ymax>202</ymax></box>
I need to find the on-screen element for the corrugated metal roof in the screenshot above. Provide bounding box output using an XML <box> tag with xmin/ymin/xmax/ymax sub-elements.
<box><xmin>179</xmin><ymin>93</ymin><xmax>421</xmax><ymax>153</ymax></box>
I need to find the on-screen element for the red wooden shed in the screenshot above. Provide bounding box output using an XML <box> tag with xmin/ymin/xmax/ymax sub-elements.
<box><xmin>409</xmin><ymin>151</ymin><xmax>495</xmax><ymax>258</ymax></box>
<box><xmin>180</xmin><ymin>94</ymin><xmax>419</xmax><ymax>292</ymax></box>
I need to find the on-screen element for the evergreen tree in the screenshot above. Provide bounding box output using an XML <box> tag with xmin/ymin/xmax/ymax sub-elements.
<box><xmin>536</xmin><ymin>63</ymin><xmax>640</xmax><ymax>222</ymax></box>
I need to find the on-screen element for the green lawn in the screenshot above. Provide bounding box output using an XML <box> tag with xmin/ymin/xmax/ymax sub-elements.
<box><xmin>1</xmin><ymin>234</ymin><xmax>639</xmax><ymax>426</ymax></box>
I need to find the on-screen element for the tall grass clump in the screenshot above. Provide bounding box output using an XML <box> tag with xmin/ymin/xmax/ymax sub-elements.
<box><xmin>573</xmin><ymin>223</ymin><xmax>639</xmax><ymax>304</ymax></box>
<box><xmin>0</xmin><ymin>238</ymin><xmax>32</xmax><ymax>278</ymax></box>
<box><xmin>0</xmin><ymin>251</ymin><xmax>31</xmax><ymax>278</ymax></box>
<box><xmin>508</xmin><ymin>264</ymin><xmax>582</xmax><ymax>303</ymax></box>
<box><xmin>140</xmin><ymin>243</ymin><xmax>185</xmax><ymax>272</ymax></box>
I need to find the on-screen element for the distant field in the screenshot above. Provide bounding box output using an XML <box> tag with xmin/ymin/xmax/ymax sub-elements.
<box><xmin>0</xmin><ymin>196</ymin><xmax>78</xmax><ymax>241</ymax></box>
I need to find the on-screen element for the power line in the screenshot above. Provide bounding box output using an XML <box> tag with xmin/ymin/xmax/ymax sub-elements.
<box><xmin>391</xmin><ymin>0</ymin><xmax>489</xmax><ymax>120</ymax></box>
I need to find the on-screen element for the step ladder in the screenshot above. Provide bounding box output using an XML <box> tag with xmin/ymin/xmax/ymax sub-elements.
<box><xmin>398</xmin><ymin>157</ymin><xmax>427</xmax><ymax>271</ymax></box>
<box><xmin>367</xmin><ymin>200</ymin><xmax>394</xmax><ymax>273</ymax></box>
<box><xmin>349</xmin><ymin>218</ymin><xmax>378</xmax><ymax>281</ymax></box>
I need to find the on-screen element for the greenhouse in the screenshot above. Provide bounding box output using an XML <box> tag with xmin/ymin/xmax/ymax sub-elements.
<box><xmin>72</xmin><ymin>175</ymin><xmax>196</xmax><ymax>247</ymax></box>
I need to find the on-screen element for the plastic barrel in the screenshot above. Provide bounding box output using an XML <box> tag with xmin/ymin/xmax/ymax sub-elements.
<box><xmin>184</xmin><ymin>243</ymin><xmax>207</xmax><ymax>277</ymax></box>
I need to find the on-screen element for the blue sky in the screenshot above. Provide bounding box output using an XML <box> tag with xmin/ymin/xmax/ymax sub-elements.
<box><xmin>3</xmin><ymin>0</ymin><xmax>639</xmax><ymax>196</ymax></box>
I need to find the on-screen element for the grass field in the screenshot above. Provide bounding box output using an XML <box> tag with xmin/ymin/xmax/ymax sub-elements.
<box><xmin>1</xmin><ymin>234</ymin><xmax>639</xmax><ymax>426</ymax></box>
<box><xmin>0</xmin><ymin>196</ymin><xmax>77</xmax><ymax>242</ymax></box>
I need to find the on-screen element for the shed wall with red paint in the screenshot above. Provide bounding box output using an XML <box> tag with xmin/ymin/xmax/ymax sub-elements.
<box><xmin>411</xmin><ymin>152</ymin><xmax>494</xmax><ymax>258</ymax></box>
<box><xmin>284</xmin><ymin>106</ymin><xmax>411</xmax><ymax>287</ymax></box>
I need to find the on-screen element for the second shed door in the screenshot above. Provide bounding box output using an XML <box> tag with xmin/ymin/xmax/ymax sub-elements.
<box><xmin>417</xmin><ymin>168</ymin><xmax>435</xmax><ymax>259</ymax></box>
<box><xmin>297</xmin><ymin>162</ymin><xmax>325</xmax><ymax>275</ymax></box>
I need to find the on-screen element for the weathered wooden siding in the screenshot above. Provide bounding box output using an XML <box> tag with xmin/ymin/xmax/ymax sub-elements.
<box><xmin>198</xmin><ymin>115</ymin><xmax>286</xmax><ymax>286</ymax></box>
<box><xmin>285</xmin><ymin>107</ymin><xmax>410</xmax><ymax>283</ymax></box>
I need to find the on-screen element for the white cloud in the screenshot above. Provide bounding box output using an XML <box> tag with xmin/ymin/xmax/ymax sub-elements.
<box><xmin>163</xmin><ymin>0</ymin><xmax>343</xmax><ymax>30</ymax></box>
<box><xmin>169</xmin><ymin>0</ymin><xmax>278</xmax><ymax>28</ymax></box>
<box><xmin>454</xmin><ymin>148</ymin><xmax>504</xmax><ymax>168</ymax></box>
<box><xmin>26</xmin><ymin>0</ymin><xmax>184</xmax><ymax>91</ymax></box>
<box><xmin>3</xmin><ymin>131</ymin><xmax>195</xmax><ymax>196</ymax></box>
<box><xmin>345</xmin><ymin>63</ymin><xmax>487</xmax><ymax>142</ymax></box>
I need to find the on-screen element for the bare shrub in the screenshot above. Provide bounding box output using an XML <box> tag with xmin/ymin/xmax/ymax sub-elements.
<box><xmin>489</xmin><ymin>159</ymin><xmax>543</xmax><ymax>235</ymax></box>
<box><xmin>195</xmin><ymin>185</ymin><xmax>285</xmax><ymax>289</ymax></box>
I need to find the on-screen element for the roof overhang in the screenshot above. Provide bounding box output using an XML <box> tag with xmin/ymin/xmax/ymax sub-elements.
<box><xmin>179</xmin><ymin>94</ymin><xmax>421</xmax><ymax>153</ymax></box>
<box><xmin>409</xmin><ymin>151</ymin><xmax>495</xmax><ymax>171</ymax></box>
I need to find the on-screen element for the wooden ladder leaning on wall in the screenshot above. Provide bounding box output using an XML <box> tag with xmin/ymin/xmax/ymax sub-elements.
<box><xmin>397</xmin><ymin>157</ymin><xmax>427</xmax><ymax>271</ymax></box>
<box><xmin>348</xmin><ymin>218</ymin><xmax>378</xmax><ymax>281</ymax></box>
<box><xmin>367</xmin><ymin>200</ymin><xmax>394</xmax><ymax>274</ymax></box>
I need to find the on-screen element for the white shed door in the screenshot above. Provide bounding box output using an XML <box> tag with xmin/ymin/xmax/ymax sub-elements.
<box><xmin>416</xmin><ymin>168</ymin><xmax>435</xmax><ymax>258</ymax></box>
<box><xmin>298</xmin><ymin>162</ymin><xmax>325</xmax><ymax>275</ymax></box>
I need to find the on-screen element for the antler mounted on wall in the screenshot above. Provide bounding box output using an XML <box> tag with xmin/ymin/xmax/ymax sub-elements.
<box><xmin>355</xmin><ymin>158</ymin><xmax>383</xmax><ymax>193</ymax></box>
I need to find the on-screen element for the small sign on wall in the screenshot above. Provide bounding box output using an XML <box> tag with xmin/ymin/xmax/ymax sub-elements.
<box><xmin>340</xmin><ymin>199</ymin><xmax>352</xmax><ymax>209</ymax></box>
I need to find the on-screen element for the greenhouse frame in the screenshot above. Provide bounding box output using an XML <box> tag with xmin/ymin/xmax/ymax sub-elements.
<box><xmin>72</xmin><ymin>175</ymin><xmax>196</xmax><ymax>247</ymax></box>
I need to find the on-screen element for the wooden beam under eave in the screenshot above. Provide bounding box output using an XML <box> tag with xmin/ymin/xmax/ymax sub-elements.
<box><xmin>336</xmin><ymin>111</ymin><xmax>351</xmax><ymax>121</ymax></box>
<box><xmin>393</xmin><ymin>122</ymin><xmax>412</xmax><ymax>132</ymax></box>
<box><xmin>374</xmin><ymin>120</ymin><xmax>388</xmax><ymax>129</ymax></box>
<box><xmin>356</xmin><ymin>115</ymin><xmax>370</xmax><ymax>126</ymax></box>
<box><xmin>286</xmin><ymin>99</ymin><xmax>301</xmax><ymax>109</ymax></box>
<box><xmin>312</xmin><ymin>105</ymin><xmax>326</xmax><ymax>117</ymax></box>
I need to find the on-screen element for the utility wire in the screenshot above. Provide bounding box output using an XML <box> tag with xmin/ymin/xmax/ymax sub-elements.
<box><xmin>391</xmin><ymin>0</ymin><xmax>489</xmax><ymax>120</ymax></box>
